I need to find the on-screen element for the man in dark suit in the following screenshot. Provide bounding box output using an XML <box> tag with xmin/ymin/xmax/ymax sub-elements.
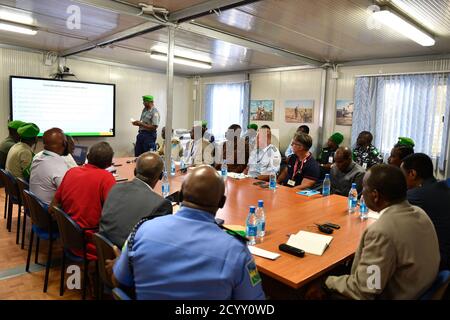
<box><xmin>401</xmin><ymin>153</ymin><xmax>450</xmax><ymax>270</ymax></box>
<box><xmin>99</xmin><ymin>152</ymin><xmax>172</xmax><ymax>247</ymax></box>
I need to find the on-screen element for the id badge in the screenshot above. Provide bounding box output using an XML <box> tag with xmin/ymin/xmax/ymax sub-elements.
<box><xmin>287</xmin><ymin>179</ymin><xmax>296</xmax><ymax>187</ymax></box>
<box><xmin>328</xmin><ymin>156</ymin><xmax>334</xmax><ymax>164</ymax></box>
<box><xmin>362</xmin><ymin>163</ymin><xmax>368</xmax><ymax>170</ymax></box>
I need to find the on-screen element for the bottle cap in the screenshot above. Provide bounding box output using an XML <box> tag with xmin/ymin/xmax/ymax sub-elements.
<box><xmin>249</xmin><ymin>206</ymin><xmax>256</xmax><ymax>213</ymax></box>
<box><xmin>258</xmin><ymin>200</ymin><xmax>264</xmax><ymax>207</ymax></box>
<box><xmin>351</xmin><ymin>183</ymin><xmax>356</xmax><ymax>187</ymax></box>
<box><xmin>325</xmin><ymin>174</ymin><xmax>330</xmax><ymax>178</ymax></box>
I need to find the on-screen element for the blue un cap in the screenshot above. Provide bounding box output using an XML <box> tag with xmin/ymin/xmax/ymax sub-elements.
<box><xmin>258</xmin><ymin>200</ymin><xmax>264</xmax><ymax>207</ymax></box>
<box><xmin>249</xmin><ymin>206</ymin><xmax>256</xmax><ymax>213</ymax></box>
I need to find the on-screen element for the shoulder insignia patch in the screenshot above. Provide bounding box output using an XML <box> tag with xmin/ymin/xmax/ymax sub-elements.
<box><xmin>246</xmin><ymin>259</ymin><xmax>262</xmax><ymax>287</ymax></box>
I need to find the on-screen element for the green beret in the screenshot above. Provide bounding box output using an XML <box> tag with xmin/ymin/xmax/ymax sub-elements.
<box><xmin>201</xmin><ymin>120</ymin><xmax>208</xmax><ymax>128</ymax></box>
<box><xmin>247</xmin><ymin>123</ymin><xmax>258</xmax><ymax>131</ymax></box>
<box><xmin>330</xmin><ymin>132</ymin><xmax>344</xmax><ymax>145</ymax></box>
<box><xmin>8</xmin><ymin>120</ymin><xmax>26</xmax><ymax>130</ymax></box>
<box><xmin>397</xmin><ymin>137</ymin><xmax>415</xmax><ymax>148</ymax></box>
<box><xmin>142</xmin><ymin>95</ymin><xmax>154</xmax><ymax>102</ymax></box>
<box><xmin>17</xmin><ymin>123</ymin><xmax>40</xmax><ymax>139</ymax></box>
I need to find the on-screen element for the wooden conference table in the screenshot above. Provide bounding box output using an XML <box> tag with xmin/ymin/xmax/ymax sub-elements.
<box><xmin>113</xmin><ymin>157</ymin><xmax>373</xmax><ymax>290</ymax></box>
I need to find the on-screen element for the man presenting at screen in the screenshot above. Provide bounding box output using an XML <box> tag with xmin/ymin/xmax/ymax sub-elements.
<box><xmin>133</xmin><ymin>95</ymin><xmax>160</xmax><ymax>156</ymax></box>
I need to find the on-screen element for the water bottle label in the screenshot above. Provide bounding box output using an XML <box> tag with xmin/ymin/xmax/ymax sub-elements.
<box><xmin>162</xmin><ymin>184</ymin><xmax>170</xmax><ymax>194</ymax></box>
<box><xmin>269</xmin><ymin>179</ymin><xmax>276</xmax><ymax>189</ymax></box>
<box><xmin>323</xmin><ymin>186</ymin><xmax>330</xmax><ymax>195</ymax></box>
<box><xmin>221</xmin><ymin>168</ymin><xmax>227</xmax><ymax>176</ymax></box>
<box><xmin>246</xmin><ymin>225</ymin><xmax>257</xmax><ymax>237</ymax></box>
<box><xmin>348</xmin><ymin>198</ymin><xmax>357</xmax><ymax>209</ymax></box>
<box><xmin>258</xmin><ymin>221</ymin><xmax>265</xmax><ymax>232</ymax></box>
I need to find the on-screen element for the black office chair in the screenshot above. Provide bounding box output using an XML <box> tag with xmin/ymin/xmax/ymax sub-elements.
<box><xmin>23</xmin><ymin>190</ymin><xmax>59</xmax><ymax>293</ymax></box>
<box><xmin>92</xmin><ymin>233</ymin><xmax>117</xmax><ymax>299</ymax></box>
<box><xmin>16</xmin><ymin>178</ymin><xmax>29</xmax><ymax>249</ymax></box>
<box><xmin>0</xmin><ymin>169</ymin><xmax>22</xmax><ymax>236</ymax></box>
<box><xmin>52</xmin><ymin>206</ymin><xmax>98</xmax><ymax>300</ymax></box>
<box><xmin>0</xmin><ymin>169</ymin><xmax>9</xmax><ymax>220</ymax></box>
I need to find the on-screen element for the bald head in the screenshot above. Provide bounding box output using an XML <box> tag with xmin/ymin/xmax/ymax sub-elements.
<box><xmin>135</xmin><ymin>152</ymin><xmax>164</xmax><ymax>188</ymax></box>
<box><xmin>43</xmin><ymin>128</ymin><xmax>66</xmax><ymax>155</ymax></box>
<box><xmin>334</xmin><ymin>146</ymin><xmax>352</xmax><ymax>172</ymax></box>
<box><xmin>181</xmin><ymin>165</ymin><xmax>226</xmax><ymax>215</ymax></box>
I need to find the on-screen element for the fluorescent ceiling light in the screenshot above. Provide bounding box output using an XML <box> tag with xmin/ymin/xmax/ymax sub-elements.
<box><xmin>150</xmin><ymin>51</ymin><xmax>212</xmax><ymax>69</ymax></box>
<box><xmin>0</xmin><ymin>20</ymin><xmax>37</xmax><ymax>35</ymax></box>
<box><xmin>151</xmin><ymin>45</ymin><xmax>212</xmax><ymax>63</ymax></box>
<box><xmin>373</xmin><ymin>8</ymin><xmax>435</xmax><ymax>46</ymax></box>
<box><xmin>0</xmin><ymin>10</ymin><xmax>34</xmax><ymax>25</ymax></box>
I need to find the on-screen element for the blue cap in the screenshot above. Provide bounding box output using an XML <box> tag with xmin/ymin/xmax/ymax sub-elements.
<box><xmin>258</xmin><ymin>200</ymin><xmax>264</xmax><ymax>207</ymax></box>
<box><xmin>325</xmin><ymin>174</ymin><xmax>330</xmax><ymax>178</ymax></box>
<box><xmin>249</xmin><ymin>206</ymin><xmax>256</xmax><ymax>213</ymax></box>
<box><xmin>351</xmin><ymin>183</ymin><xmax>357</xmax><ymax>187</ymax></box>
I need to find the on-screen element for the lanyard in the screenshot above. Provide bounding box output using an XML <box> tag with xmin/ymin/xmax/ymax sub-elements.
<box><xmin>292</xmin><ymin>153</ymin><xmax>311</xmax><ymax>180</ymax></box>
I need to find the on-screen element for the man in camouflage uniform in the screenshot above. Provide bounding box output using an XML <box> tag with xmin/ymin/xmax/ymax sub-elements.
<box><xmin>352</xmin><ymin>131</ymin><xmax>383</xmax><ymax>170</ymax></box>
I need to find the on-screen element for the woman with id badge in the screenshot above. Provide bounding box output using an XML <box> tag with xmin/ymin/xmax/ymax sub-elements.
<box><xmin>277</xmin><ymin>133</ymin><xmax>320</xmax><ymax>190</ymax></box>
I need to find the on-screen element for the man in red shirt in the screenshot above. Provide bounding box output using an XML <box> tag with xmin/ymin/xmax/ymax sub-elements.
<box><xmin>51</xmin><ymin>142</ymin><xmax>116</xmax><ymax>260</ymax></box>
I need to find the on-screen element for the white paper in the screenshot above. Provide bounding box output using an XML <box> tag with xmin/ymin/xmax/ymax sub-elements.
<box><xmin>286</xmin><ymin>231</ymin><xmax>333</xmax><ymax>256</ymax></box>
<box><xmin>248</xmin><ymin>246</ymin><xmax>280</xmax><ymax>260</ymax></box>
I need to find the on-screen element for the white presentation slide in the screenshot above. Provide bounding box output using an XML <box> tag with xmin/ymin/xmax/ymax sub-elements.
<box><xmin>11</xmin><ymin>77</ymin><xmax>115</xmax><ymax>136</ymax></box>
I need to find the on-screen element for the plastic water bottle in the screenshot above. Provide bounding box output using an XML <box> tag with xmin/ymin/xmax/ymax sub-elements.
<box><xmin>322</xmin><ymin>174</ymin><xmax>331</xmax><ymax>196</ymax></box>
<box><xmin>161</xmin><ymin>171</ymin><xmax>170</xmax><ymax>197</ymax></box>
<box><xmin>221</xmin><ymin>160</ymin><xmax>228</xmax><ymax>180</ymax></box>
<box><xmin>359</xmin><ymin>195</ymin><xmax>368</xmax><ymax>220</ymax></box>
<box><xmin>256</xmin><ymin>200</ymin><xmax>266</xmax><ymax>240</ymax></box>
<box><xmin>348</xmin><ymin>183</ymin><xmax>358</xmax><ymax>213</ymax></box>
<box><xmin>246</xmin><ymin>206</ymin><xmax>257</xmax><ymax>246</ymax></box>
<box><xmin>180</xmin><ymin>158</ymin><xmax>186</xmax><ymax>171</ymax></box>
<box><xmin>269</xmin><ymin>170</ymin><xmax>277</xmax><ymax>191</ymax></box>
<box><xmin>170</xmin><ymin>159</ymin><xmax>176</xmax><ymax>176</ymax></box>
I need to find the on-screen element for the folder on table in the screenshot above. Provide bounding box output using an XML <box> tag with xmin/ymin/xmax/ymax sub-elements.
<box><xmin>286</xmin><ymin>231</ymin><xmax>333</xmax><ymax>256</ymax></box>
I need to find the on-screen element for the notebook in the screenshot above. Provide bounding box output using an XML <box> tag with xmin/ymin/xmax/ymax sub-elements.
<box><xmin>72</xmin><ymin>145</ymin><xmax>88</xmax><ymax>165</ymax></box>
<box><xmin>286</xmin><ymin>230</ymin><xmax>333</xmax><ymax>256</ymax></box>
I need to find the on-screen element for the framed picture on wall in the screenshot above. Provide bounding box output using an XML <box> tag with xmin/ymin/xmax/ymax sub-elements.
<box><xmin>336</xmin><ymin>100</ymin><xmax>354</xmax><ymax>126</ymax></box>
<box><xmin>284</xmin><ymin>100</ymin><xmax>314</xmax><ymax>123</ymax></box>
<box><xmin>250</xmin><ymin>100</ymin><xmax>274</xmax><ymax>121</ymax></box>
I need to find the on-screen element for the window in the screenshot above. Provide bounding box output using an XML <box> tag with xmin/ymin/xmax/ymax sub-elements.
<box><xmin>380</xmin><ymin>76</ymin><xmax>447</xmax><ymax>158</ymax></box>
<box><xmin>353</xmin><ymin>73</ymin><xmax>449</xmax><ymax>166</ymax></box>
<box><xmin>204</xmin><ymin>82</ymin><xmax>250</xmax><ymax>140</ymax></box>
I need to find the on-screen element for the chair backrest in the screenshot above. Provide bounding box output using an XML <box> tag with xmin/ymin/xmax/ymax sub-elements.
<box><xmin>447</xmin><ymin>178</ymin><xmax>450</xmax><ymax>188</ymax></box>
<box><xmin>52</xmin><ymin>206</ymin><xmax>85</xmax><ymax>251</ymax></box>
<box><xmin>92</xmin><ymin>233</ymin><xmax>116</xmax><ymax>288</ymax></box>
<box><xmin>112</xmin><ymin>287</ymin><xmax>131</xmax><ymax>300</ymax></box>
<box><xmin>0</xmin><ymin>169</ymin><xmax>20</xmax><ymax>201</ymax></box>
<box><xmin>420</xmin><ymin>270</ymin><xmax>450</xmax><ymax>300</ymax></box>
<box><xmin>22</xmin><ymin>190</ymin><xmax>53</xmax><ymax>231</ymax></box>
<box><xmin>16</xmin><ymin>178</ymin><xmax>29</xmax><ymax>209</ymax></box>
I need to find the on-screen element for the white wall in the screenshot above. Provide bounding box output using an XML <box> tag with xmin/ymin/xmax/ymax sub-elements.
<box><xmin>0</xmin><ymin>47</ymin><xmax>191</xmax><ymax>157</ymax></box>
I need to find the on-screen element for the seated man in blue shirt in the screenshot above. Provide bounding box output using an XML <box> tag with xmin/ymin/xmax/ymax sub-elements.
<box><xmin>244</xmin><ymin>125</ymin><xmax>281</xmax><ymax>181</ymax></box>
<box><xmin>401</xmin><ymin>153</ymin><xmax>450</xmax><ymax>270</ymax></box>
<box><xmin>108</xmin><ymin>165</ymin><xmax>265</xmax><ymax>300</ymax></box>
<box><xmin>277</xmin><ymin>132</ymin><xmax>320</xmax><ymax>190</ymax></box>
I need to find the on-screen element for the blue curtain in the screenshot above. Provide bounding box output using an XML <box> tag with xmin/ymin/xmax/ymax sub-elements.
<box><xmin>439</xmin><ymin>76</ymin><xmax>450</xmax><ymax>172</ymax></box>
<box><xmin>204</xmin><ymin>82</ymin><xmax>250</xmax><ymax>139</ymax></box>
<box><xmin>352</xmin><ymin>73</ymin><xmax>449</xmax><ymax>168</ymax></box>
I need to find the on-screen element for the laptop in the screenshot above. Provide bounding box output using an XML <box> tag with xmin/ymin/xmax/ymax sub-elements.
<box><xmin>72</xmin><ymin>145</ymin><xmax>88</xmax><ymax>165</ymax></box>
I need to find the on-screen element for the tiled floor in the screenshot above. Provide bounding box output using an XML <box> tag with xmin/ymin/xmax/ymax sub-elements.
<box><xmin>0</xmin><ymin>188</ymin><xmax>82</xmax><ymax>300</ymax></box>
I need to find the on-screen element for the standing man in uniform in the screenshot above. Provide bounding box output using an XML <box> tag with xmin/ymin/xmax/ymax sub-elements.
<box><xmin>133</xmin><ymin>95</ymin><xmax>160</xmax><ymax>157</ymax></box>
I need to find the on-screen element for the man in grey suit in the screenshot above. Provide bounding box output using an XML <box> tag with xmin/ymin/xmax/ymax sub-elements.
<box><xmin>308</xmin><ymin>164</ymin><xmax>440</xmax><ymax>299</ymax></box>
<box><xmin>100</xmin><ymin>152</ymin><xmax>172</xmax><ymax>247</ymax></box>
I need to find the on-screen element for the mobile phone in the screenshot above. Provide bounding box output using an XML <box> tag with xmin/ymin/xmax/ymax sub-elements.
<box><xmin>253</xmin><ymin>181</ymin><xmax>265</xmax><ymax>185</ymax></box>
<box><xmin>323</xmin><ymin>222</ymin><xmax>340</xmax><ymax>229</ymax></box>
<box><xmin>166</xmin><ymin>191</ymin><xmax>180</xmax><ymax>203</ymax></box>
<box><xmin>215</xmin><ymin>218</ymin><xmax>225</xmax><ymax>226</ymax></box>
<box><xmin>260</xmin><ymin>184</ymin><xmax>269</xmax><ymax>189</ymax></box>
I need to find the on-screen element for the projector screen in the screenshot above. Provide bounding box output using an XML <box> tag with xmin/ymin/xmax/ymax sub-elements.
<box><xmin>10</xmin><ymin>76</ymin><xmax>115</xmax><ymax>137</ymax></box>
